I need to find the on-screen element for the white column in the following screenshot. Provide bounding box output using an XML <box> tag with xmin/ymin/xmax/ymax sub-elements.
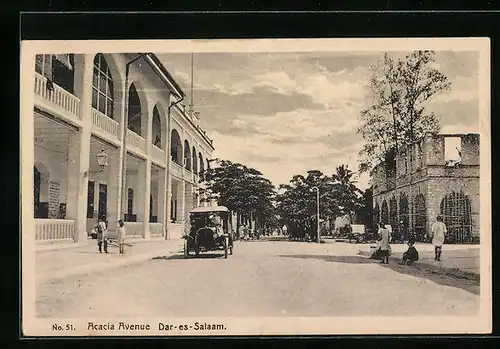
<box><xmin>136</xmin><ymin>159</ymin><xmax>150</xmax><ymax>239</ymax></box>
<box><xmin>141</xmin><ymin>105</ymin><xmax>153</xmax><ymax>240</ymax></box>
<box><xmin>115</xmin><ymin>72</ymin><xmax>126</xmax><ymax>225</ymax></box>
<box><xmin>67</xmin><ymin>54</ymin><xmax>93</xmax><ymax>243</ymax></box>
<box><xmin>107</xmin><ymin>150</ymin><xmax>120</xmax><ymax>231</ymax></box>
<box><xmin>158</xmin><ymin>168</ymin><xmax>168</xmax><ymax>238</ymax></box>
<box><xmin>180</xmin><ymin>180</ymin><xmax>186</xmax><ymax>234</ymax></box>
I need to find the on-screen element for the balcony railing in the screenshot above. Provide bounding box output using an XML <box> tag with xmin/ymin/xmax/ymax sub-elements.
<box><xmin>35</xmin><ymin>219</ymin><xmax>75</xmax><ymax>241</ymax></box>
<box><xmin>171</xmin><ymin>160</ymin><xmax>183</xmax><ymax>178</ymax></box>
<box><xmin>124</xmin><ymin>222</ymin><xmax>143</xmax><ymax>237</ymax></box>
<box><xmin>91</xmin><ymin>108</ymin><xmax>121</xmax><ymax>140</ymax></box>
<box><xmin>126</xmin><ymin>130</ymin><xmax>146</xmax><ymax>153</ymax></box>
<box><xmin>149</xmin><ymin>223</ymin><xmax>164</xmax><ymax>236</ymax></box>
<box><xmin>34</xmin><ymin>72</ymin><xmax>81</xmax><ymax>119</ymax></box>
<box><xmin>192</xmin><ymin>172</ymin><xmax>199</xmax><ymax>184</ymax></box>
<box><xmin>151</xmin><ymin>145</ymin><xmax>166</xmax><ymax>165</ymax></box>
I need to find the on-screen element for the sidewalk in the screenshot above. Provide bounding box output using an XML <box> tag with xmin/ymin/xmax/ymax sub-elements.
<box><xmin>36</xmin><ymin>237</ymin><xmax>183</xmax><ymax>283</ymax></box>
<box><xmin>358</xmin><ymin>243</ymin><xmax>480</xmax><ymax>282</ymax></box>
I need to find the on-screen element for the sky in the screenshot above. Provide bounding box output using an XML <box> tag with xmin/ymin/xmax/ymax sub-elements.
<box><xmin>158</xmin><ymin>51</ymin><xmax>479</xmax><ymax>190</ymax></box>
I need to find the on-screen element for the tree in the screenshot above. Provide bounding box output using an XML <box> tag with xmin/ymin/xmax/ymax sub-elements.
<box><xmin>200</xmin><ymin>159</ymin><xmax>276</xmax><ymax>232</ymax></box>
<box><xmin>276</xmin><ymin>167</ymin><xmax>363</xmax><ymax>241</ymax></box>
<box><xmin>354</xmin><ymin>186</ymin><xmax>374</xmax><ymax>229</ymax></box>
<box><xmin>331</xmin><ymin>165</ymin><xmax>363</xmax><ymax>219</ymax></box>
<box><xmin>357</xmin><ymin>50</ymin><xmax>451</xmax><ymax>173</ymax></box>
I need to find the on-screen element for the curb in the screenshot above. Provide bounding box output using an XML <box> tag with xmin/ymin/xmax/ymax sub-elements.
<box><xmin>37</xmin><ymin>243</ymin><xmax>183</xmax><ymax>283</ymax></box>
<box><xmin>36</xmin><ymin>236</ymin><xmax>169</xmax><ymax>252</ymax></box>
<box><xmin>357</xmin><ymin>250</ymin><xmax>480</xmax><ymax>283</ymax></box>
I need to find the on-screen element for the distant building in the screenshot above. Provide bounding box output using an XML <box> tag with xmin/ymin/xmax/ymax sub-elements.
<box><xmin>30</xmin><ymin>53</ymin><xmax>215</xmax><ymax>244</ymax></box>
<box><xmin>372</xmin><ymin>133</ymin><xmax>480</xmax><ymax>243</ymax></box>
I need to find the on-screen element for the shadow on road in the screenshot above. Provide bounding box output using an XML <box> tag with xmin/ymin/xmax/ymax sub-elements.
<box><xmin>281</xmin><ymin>254</ymin><xmax>479</xmax><ymax>295</ymax></box>
<box><xmin>152</xmin><ymin>252</ymin><xmax>227</xmax><ymax>261</ymax></box>
<box><xmin>280</xmin><ymin>254</ymin><xmax>374</xmax><ymax>264</ymax></box>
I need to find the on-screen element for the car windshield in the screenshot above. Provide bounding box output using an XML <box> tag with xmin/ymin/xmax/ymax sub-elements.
<box><xmin>190</xmin><ymin>212</ymin><xmax>229</xmax><ymax>233</ymax></box>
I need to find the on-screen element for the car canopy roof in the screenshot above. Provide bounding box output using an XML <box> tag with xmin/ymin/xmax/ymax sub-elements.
<box><xmin>189</xmin><ymin>206</ymin><xmax>229</xmax><ymax>214</ymax></box>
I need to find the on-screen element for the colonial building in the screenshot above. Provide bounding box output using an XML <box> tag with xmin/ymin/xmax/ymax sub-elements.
<box><xmin>31</xmin><ymin>53</ymin><xmax>215</xmax><ymax>243</ymax></box>
<box><xmin>372</xmin><ymin>133</ymin><xmax>480</xmax><ymax>243</ymax></box>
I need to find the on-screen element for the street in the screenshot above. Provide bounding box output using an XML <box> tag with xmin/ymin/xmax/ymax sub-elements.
<box><xmin>36</xmin><ymin>238</ymin><xmax>479</xmax><ymax>318</ymax></box>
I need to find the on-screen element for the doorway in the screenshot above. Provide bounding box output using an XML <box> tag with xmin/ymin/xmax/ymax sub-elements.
<box><xmin>98</xmin><ymin>183</ymin><xmax>107</xmax><ymax>221</ymax></box>
<box><xmin>34</xmin><ymin>166</ymin><xmax>40</xmax><ymax>218</ymax></box>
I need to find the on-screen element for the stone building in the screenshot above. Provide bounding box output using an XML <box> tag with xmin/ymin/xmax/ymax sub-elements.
<box><xmin>29</xmin><ymin>53</ymin><xmax>215</xmax><ymax>244</ymax></box>
<box><xmin>372</xmin><ymin>133</ymin><xmax>480</xmax><ymax>243</ymax></box>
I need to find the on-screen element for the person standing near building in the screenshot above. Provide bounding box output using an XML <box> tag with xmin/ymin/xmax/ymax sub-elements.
<box><xmin>378</xmin><ymin>222</ymin><xmax>391</xmax><ymax>264</ymax></box>
<box><xmin>431</xmin><ymin>215</ymin><xmax>447</xmax><ymax>261</ymax></box>
<box><xmin>96</xmin><ymin>217</ymin><xmax>108</xmax><ymax>253</ymax></box>
<box><xmin>243</xmin><ymin>224</ymin><xmax>249</xmax><ymax>241</ymax></box>
<box><xmin>117</xmin><ymin>219</ymin><xmax>126</xmax><ymax>254</ymax></box>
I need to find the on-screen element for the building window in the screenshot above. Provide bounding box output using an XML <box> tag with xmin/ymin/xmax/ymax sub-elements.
<box><xmin>127</xmin><ymin>188</ymin><xmax>134</xmax><ymax>220</ymax></box>
<box><xmin>87</xmin><ymin>181</ymin><xmax>95</xmax><ymax>218</ymax></box>
<box><xmin>92</xmin><ymin>54</ymin><xmax>114</xmax><ymax>118</ymax></box>
<box><xmin>35</xmin><ymin>55</ymin><xmax>52</xmax><ymax>79</ymax></box>
<box><xmin>444</xmin><ymin>137</ymin><xmax>462</xmax><ymax>167</ymax></box>
<box><xmin>35</xmin><ymin>54</ymin><xmax>75</xmax><ymax>93</ymax></box>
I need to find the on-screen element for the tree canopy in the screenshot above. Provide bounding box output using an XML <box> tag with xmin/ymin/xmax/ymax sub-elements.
<box><xmin>357</xmin><ymin>50</ymin><xmax>451</xmax><ymax>173</ymax></box>
<box><xmin>276</xmin><ymin>166</ymin><xmax>363</xmax><ymax>239</ymax></box>
<box><xmin>200</xmin><ymin>159</ymin><xmax>276</xmax><ymax>229</ymax></box>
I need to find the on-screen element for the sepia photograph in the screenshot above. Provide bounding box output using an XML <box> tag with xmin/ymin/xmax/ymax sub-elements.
<box><xmin>20</xmin><ymin>38</ymin><xmax>491</xmax><ymax>336</ymax></box>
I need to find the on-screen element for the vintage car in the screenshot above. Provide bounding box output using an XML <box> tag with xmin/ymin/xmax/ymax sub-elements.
<box><xmin>182</xmin><ymin>206</ymin><xmax>234</xmax><ymax>259</ymax></box>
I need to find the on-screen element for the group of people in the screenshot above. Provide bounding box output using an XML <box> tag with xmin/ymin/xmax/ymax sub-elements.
<box><xmin>94</xmin><ymin>218</ymin><xmax>127</xmax><ymax>254</ymax></box>
<box><xmin>237</xmin><ymin>224</ymin><xmax>260</xmax><ymax>241</ymax></box>
<box><xmin>374</xmin><ymin>215</ymin><xmax>448</xmax><ymax>265</ymax></box>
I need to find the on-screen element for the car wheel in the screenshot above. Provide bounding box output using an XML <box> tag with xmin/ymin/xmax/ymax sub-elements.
<box><xmin>183</xmin><ymin>238</ymin><xmax>189</xmax><ymax>259</ymax></box>
<box><xmin>224</xmin><ymin>236</ymin><xmax>229</xmax><ymax>259</ymax></box>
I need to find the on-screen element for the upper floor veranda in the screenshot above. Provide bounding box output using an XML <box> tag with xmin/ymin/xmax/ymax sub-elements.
<box><xmin>31</xmin><ymin>52</ymin><xmax>215</xmax><ymax>181</ymax></box>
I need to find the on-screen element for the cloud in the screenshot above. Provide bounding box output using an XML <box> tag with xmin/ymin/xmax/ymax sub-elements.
<box><xmin>159</xmin><ymin>50</ymin><xmax>479</xmax><ymax>190</ymax></box>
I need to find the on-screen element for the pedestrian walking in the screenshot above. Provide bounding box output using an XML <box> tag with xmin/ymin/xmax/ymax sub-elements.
<box><xmin>243</xmin><ymin>224</ymin><xmax>249</xmax><ymax>241</ymax></box>
<box><xmin>431</xmin><ymin>215</ymin><xmax>447</xmax><ymax>261</ymax></box>
<box><xmin>238</xmin><ymin>224</ymin><xmax>245</xmax><ymax>241</ymax></box>
<box><xmin>399</xmin><ymin>237</ymin><xmax>419</xmax><ymax>265</ymax></box>
<box><xmin>282</xmin><ymin>224</ymin><xmax>288</xmax><ymax>237</ymax></box>
<box><xmin>117</xmin><ymin>219</ymin><xmax>126</xmax><ymax>254</ymax></box>
<box><xmin>96</xmin><ymin>218</ymin><xmax>108</xmax><ymax>253</ymax></box>
<box><xmin>378</xmin><ymin>222</ymin><xmax>391</xmax><ymax>264</ymax></box>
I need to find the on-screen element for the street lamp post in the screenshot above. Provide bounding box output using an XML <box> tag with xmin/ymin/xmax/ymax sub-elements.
<box><xmin>312</xmin><ymin>186</ymin><xmax>320</xmax><ymax>243</ymax></box>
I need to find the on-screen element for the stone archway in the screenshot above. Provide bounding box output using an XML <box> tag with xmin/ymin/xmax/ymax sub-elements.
<box><xmin>381</xmin><ymin>200</ymin><xmax>389</xmax><ymax>225</ymax></box>
<box><xmin>440</xmin><ymin>190</ymin><xmax>472</xmax><ymax>243</ymax></box>
<box><xmin>152</xmin><ymin>105</ymin><xmax>162</xmax><ymax>148</ymax></box>
<box><xmin>414</xmin><ymin>194</ymin><xmax>427</xmax><ymax>242</ymax></box>
<box><xmin>184</xmin><ymin>140</ymin><xmax>192</xmax><ymax>170</ymax></box>
<box><xmin>399</xmin><ymin>193</ymin><xmax>410</xmax><ymax>240</ymax></box>
<box><xmin>373</xmin><ymin>202</ymin><xmax>380</xmax><ymax>227</ymax></box>
<box><xmin>128</xmin><ymin>83</ymin><xmax>142</xmax><ymax>135</ymax></box>
<box><xmin>192</xmin><ymin>146</ymin><xmax>198</xmax><ymax>174</ymax></box>
<box><xmin>170</xmin><ymin>129</ymin><xmax>182</xmax><ymax>165</ymax></box>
